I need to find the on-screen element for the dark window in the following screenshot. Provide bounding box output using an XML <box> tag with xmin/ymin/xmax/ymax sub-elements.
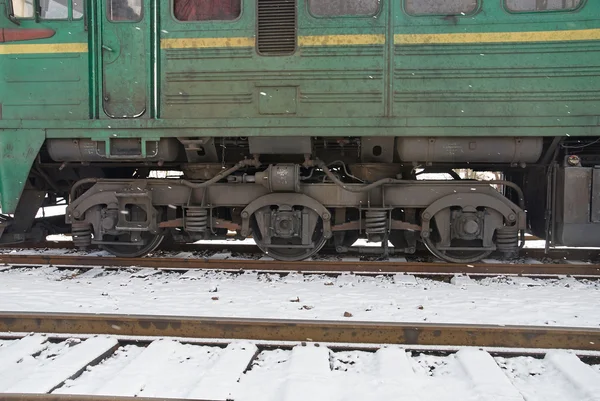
<box><xmin>404</xmin><ymin>0</ymin><xmax>477</xmax><ymax>15</ymax></box>
<box><xmin>108</xmin><ymin>0</ymin><xmax>142</xmax><ymax>21</ymax></box>
<box><xmin>174</xmin><ymin>0</ymin><xmax>241</xmax><ymax>21</ymax></box>
<box><xmin>309</xmin><ymin>0</ymin><xmax>379</xmax><ymax>16</ymax></box>
<box><xmin>505</xmin><ymin>0</ymin><xmax>581</xmax><ymax>12</ymax></box>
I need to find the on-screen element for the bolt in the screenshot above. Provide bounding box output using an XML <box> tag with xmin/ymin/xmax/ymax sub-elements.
<box><xmin>508</xmin><ymin>213</ymin><xmax>516</xmax><ymax>222</ymax></box>
<box><xmin>72</xmin><ymin>210</ymin><xmax>81</xmax><ymax>218</ymax></box>
<box><xmin>241</xmin><ymin>211</ymin><xmax>249</xmax><ymax>218</ymax></box>
<box><xmin>421</xmin><ymin>230</ymin><xmax>430</xmax><ymax>238</ymax></box>
<box><xmin>422</xmin><ymin>212</ymin><xmax>431</xmax><ymax>221</ymax></box>
<box><xmin>463</xmin><ymin>220</ymin><xmax>479</xmax><ymax>235</ymax></box>
<box><xmin>322</xmin><ymin>213</ymin><xmax>331</xmax><ymax>221</ymax></box>
<box><xmin>567</xmin><ymin>155</ymin><xmax>580</xmax><ymax>166</ymax></box>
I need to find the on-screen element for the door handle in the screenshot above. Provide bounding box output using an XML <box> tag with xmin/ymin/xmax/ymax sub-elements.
<box><xmin>102</xmin><ymin>45</ymin><xmax>114</xmax><ymax>52</ymax></box>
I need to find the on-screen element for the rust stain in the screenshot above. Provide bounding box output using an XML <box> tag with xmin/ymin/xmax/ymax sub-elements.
<box><xmin>2</xmin><ymin>313</ymin><xmax>596</xmax><ymax>350</ymax></box>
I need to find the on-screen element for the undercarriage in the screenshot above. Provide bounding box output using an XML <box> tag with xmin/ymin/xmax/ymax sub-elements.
<box><xmin>64</xmin><ymin>158</ymin><xmax>526</xmax><ymax>263</ymax></box>
<box><xmin>5</xmin><ymin>135</ymin><xmax>594</xmax><ymax>263</ymax></box>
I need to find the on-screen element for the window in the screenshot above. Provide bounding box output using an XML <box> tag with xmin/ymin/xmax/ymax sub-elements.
<box><xmin>10</xmin><ymin>0</ymin><xmax>34</xmax><ymax>18</ymax></box>
<box><xmin>41</xmin><ymin>0</ymin><xmax>68</xmax><ymax>19</ymax></box>
<box><xmin>108</xmin><ymin>0</ymin><xmax>142</xmax><ymax>21</ymax></box>
<box><xmin>174</xmin><ymin>0</ymin><xmax>241</xmax><ymax>21</ymax></box>
<box><xmin>309</xmin><ymin>0</ymin><xmax>379</xmax><ymax>16</ymax></box>
<box><xmin>74</xmin><ymin>0</ymin><xmax>83</xmax><ymax>18</ymax></box>
<box><xmin>505</xmin><ymin>0</ymin><xmax>582</xmax><ymax>12</ymax></box>
<box><xmin>404</xmin><ymin>0</ymin><xmax>477</xmax><ymax>15</ymax></box>
<box><xmin>11</xmin><ymin>0</ymin><xmax>83</xmax><ymax>19</ymax></box>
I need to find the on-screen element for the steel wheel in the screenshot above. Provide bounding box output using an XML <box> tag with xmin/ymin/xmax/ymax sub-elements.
<box><xmin>101</xmin><ymin>232</ymin><xmax>164</xmax><ymax>258</ymax></box>
<box><xmin>423</xmin><ymin>236</ymin><xmax>492</xmax><ymax>264</ymax></box>
<box><xmin>253</xmin><ymin>218</ymin><xmax>327</xmax><ymax>261</ymax></box>
<box><xmin>255</xmin><ymin>236</ymin><xmax>328</xmax><ymax>261</ymax></box>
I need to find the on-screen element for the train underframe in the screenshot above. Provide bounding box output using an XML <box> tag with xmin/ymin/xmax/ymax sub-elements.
<box><xmin>0</xmin><ymin>135</ymin><xmax>596</xmax><ymax>263</ymax></box>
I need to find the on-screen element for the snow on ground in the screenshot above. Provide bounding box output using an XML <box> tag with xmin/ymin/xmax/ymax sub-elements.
<box><xmin>0</xmin><ymin>267</ymin><xmax>598</xmax><ymax>327</ymax></box>
<box><xmin>1</xmin><ymin>334</ymin><xmax>597</xmax><ymax>401</ymax></box>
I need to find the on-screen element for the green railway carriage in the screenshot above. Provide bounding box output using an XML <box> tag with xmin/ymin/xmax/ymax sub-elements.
<box><xmin>0</xmin><ymin>0</ymin><xmax>599</xmax><ymax>261</ymax></box>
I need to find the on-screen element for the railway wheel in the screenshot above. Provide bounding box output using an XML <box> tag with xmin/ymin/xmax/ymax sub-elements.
<box><xmin>252</xmin><ymin>211</ymin><xmax>328</xmax><ymax>261</ymax></box>
<box><xmin>420</xmin><ymin>194</ymin><xmax>514</xmax><ymax>264</ymax></box>
<box><xmin>100</xmin><ymin>232</ymin><xmax>164</xmax><ymax>258</ymax></box>
<box><xmin>421</xmin><ymin>206</ymin><xmax>494</xmax><ymax>264</ymax></box>
<box><xmin>241</xmin><ymin>194</ymin><xmax>332</xmax><ymax>261</ymax></box>
<box><xmin>255</xmin><ymin>234</ymin><xmax>328</xmax><ymax>261</ymax></box>
<box><xmin>423</xmin><ymin>236</ymin><xmax>493</xmax><ymax>264</ymax></box>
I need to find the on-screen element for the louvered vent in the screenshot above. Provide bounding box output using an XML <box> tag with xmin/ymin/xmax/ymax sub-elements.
<box><xmin>257</xmin><ymin>0</ymin><xmax>297</xmax><ymax>55</ymax></box>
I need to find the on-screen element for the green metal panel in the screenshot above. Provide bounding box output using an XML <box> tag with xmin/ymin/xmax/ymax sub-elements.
<box><xmin>0</xmin><ymin>10</ymin><xmax>88</xmax><ymax>120</ymax></box>
<box><xmin>159</xmin><ymin>0</ymin><xmax>387</xmax><ymax>120</ymax></box>
<box><xmin>0</xmin><ymin>0</ymin><xmax>599</xmax><ymax>137</ymax></box>
<box><xmin>393</xmin><ymin>0</ymin><xmax>600</xmax><ymax>129</ymax></box>
<box><xmin>0</xmin><ymin>129</ymin><xmax>45</xmax><ymax>214</ymax></box>
<box><xmin>99</xmin><ymin>0</ymin><xmax>152</xmax><ymax>118</ymax></box>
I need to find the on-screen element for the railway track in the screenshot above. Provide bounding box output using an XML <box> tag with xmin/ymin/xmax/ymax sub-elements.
<box><xmin>1</xmin><ymin>252</ymin><xmax>599</xmax><ymax>278</ymax></box>
<box><xmin>0</xmin><ymin>313</ymin><xmax>599</xmax><ymax>401</ymax></box>
<box><xmin>2</xmin><ymin>239</ymin><xmax>599</xmax><ymax>263</ymax></box>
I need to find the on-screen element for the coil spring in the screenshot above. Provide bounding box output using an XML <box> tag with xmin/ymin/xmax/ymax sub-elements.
<box><xmin>365</xmin><ymin>210</ymin><xmax>388</xmax><ymax>235</ymax></box>
<box><xmin>185</xmin><ymin>207</ymin><xmax>209</xmax><ymax>232</ymax></box>
<box><xmin>496</xmin><ymin>225</ymin><xmax>519</xmax><ymax>255</ymax></box>
<box><xmin>71</xmin><ymin>221</ymin><xmax>92</xmax><ymax>248</ymax></box>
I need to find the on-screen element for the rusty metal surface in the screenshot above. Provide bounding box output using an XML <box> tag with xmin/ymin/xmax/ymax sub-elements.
<box><xmin>0</xmin><ymin>395</ymin><xmax>214</xmax><ymax>401</ymax></box>
<box><xmin>0</xmin><ymin>253</ymin><xmax>599</xmax><ymax>276</ymax></box>
<box><xmin>0</xmin><ymin>312</ymin><xmax>599</xmax><ymax>351</ymax></box>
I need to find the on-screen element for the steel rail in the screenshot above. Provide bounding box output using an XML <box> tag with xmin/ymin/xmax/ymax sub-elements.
<box><xmin>0</xmin><ymin>395</ymin><xmax>214</xmax><ymax>401</ymax></box>
<box><xmin>0</xmin><ymin>253</ymin><xmax>599</xmax><ymax>276</ymax></box>
<box><xmin>1</xmin><ymin>312</ymin><xmax>599</xmax><ymax>351</ymax></box>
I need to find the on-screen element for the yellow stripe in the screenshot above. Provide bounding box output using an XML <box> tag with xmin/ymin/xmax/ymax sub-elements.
<box><xmin>395</xmin><ymin>29</ymin><xmax>600</xmax><ymax>45</ymax></box>
<box><xmin>4</xmin><ymin>28</ymin><xmax>599</xmax><ymax>55</ymax></box>
<box><xmin>161</xmin><ymin>37</ymin><xmax>254</xmax><ymax>49</ymax></box>
<box><xmin>298</xmin><ymin>34</ymin><xmax>385</xmax><ymax>46</ymax></box>
<box><xmin>161</xmin><ymin>34</ymin><xmax>385</xmax><ymax>49</ymax></box>
<box><xmin>0</xmin><ymin>43</ymin><xmax>88</xmax><ymax>55</ymax></box>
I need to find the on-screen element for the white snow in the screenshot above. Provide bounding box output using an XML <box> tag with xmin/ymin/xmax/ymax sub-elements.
<box><xmin>0</xmin><ymin>334</ymin><xmax>597</xmax><ymax>401</ymax></box>
<box><xmin>0</xmin><ymin>334</ymin><xmax>48</xmax><ymax>373</ymax></box>
<box><xmin>2</xmin><ymin>336</ymin><xmax>118</xmax><ymax>393</ymax></box>
<box><xmin>187</xmin><ymin>342</ymin><xmax>258</xmax><ymax>400</ymax></box>
<box><xmin>0</xmin><ymin>267</ymin><xmax>599</xmax><ymax>327</ymax></box>
<box><xmin>455</xmin><ymin>348</ymin><xmax>523</xmax><ymax>401</ymax></box>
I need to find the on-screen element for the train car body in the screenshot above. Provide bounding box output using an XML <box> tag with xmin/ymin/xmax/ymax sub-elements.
<box><xmin>0</xmin><ymin>0</ymin><xmax>599</xmax><ymax>261</ymax></box>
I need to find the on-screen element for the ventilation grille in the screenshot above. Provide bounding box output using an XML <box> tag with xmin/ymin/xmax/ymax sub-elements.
<box><xmin>257</xmin><ymin>0</ymin><xmax>297</xmax><ymax>55</ymax></box>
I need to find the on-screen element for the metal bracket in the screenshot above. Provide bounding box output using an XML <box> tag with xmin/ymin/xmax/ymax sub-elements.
<box><xmin>114</xmin><ymin>191</ymin><xmax>158</xmax><ymax>233</ymax></box>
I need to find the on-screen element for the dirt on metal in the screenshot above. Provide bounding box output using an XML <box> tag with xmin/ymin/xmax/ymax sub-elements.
<box><xmin>0</xmin><ymin>253</ymin><xmax>599</xmax><ymax>277</ymax></box>
<box><xmin>1</xmin><ymin>312</ymin><xmax>599</xmax><ymax>351</ymax></box>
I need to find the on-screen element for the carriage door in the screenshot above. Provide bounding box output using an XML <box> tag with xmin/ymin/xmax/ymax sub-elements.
<box><xmin>100</xmin><ymin>0</ymin><xmax>150</xmax><ymax>118</ymax></box>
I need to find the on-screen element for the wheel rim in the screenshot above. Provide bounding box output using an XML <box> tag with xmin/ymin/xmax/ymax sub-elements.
<box><xmin>423</xmin><ymin>236</ymin><xmax>492</xmax><ymax>264</ymax></box>
<box><xmin>255</xmin><ymin>236</ymin><xmax>327</xmax><ymax>261</ymax></box>
<box><xmin>101</xmin><ymin>233</ymin><xmax>164</xmax><ymax>258</ymax></box>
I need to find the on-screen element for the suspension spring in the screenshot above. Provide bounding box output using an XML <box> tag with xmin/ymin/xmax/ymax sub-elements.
<box><xmin>71</xmin><ymin>221</ymin><xmax>92</xmax><ymax>248</ymax></box>
<box><xmin>185</xmin><ymin>207</ymin><xmax>209</xmax><ymax>232</ymax></box>
<box><xmin>496</xmin><ymin>225</ymin><xmax>519</xmax><ymax>256</ymax></box>
<box><xmin>364</xmin><ymin>210</ymin><xmax>389</xmax><ymax>236</ymax></box>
